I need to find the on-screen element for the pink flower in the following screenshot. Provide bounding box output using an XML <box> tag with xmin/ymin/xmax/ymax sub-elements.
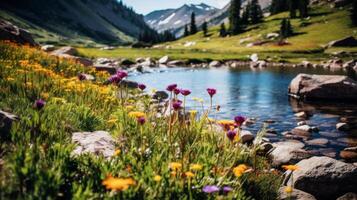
<box><xmin>166</xmin><ymin>84</ymin><xmax>178</xmax><ymax>92</ymax></box>
<box><xmin>180</xmin><ymin>89</ymin><xmax>191</xmax><ymax>96</ymax></box>
<box><xmin>108</xmin><ymin>74</ymin><xmax>121</xmax><ymax>84</ymax></box>
<box><xmin>137</xmin><ymin>117</ymin><xmax>146</xmax><ymax>125</ymax></box>
<box><xmin>207</xmin><ymin>88</ymin><xmax>216</xmax><ymax>97</ymax></box>
<box><xmin>138</xmin><ymin>84</ymin><xmax>146</xmax><ymax>90</ymax></box>
<box><xmin>227</xmin><ymin>130</ymin><xmax>236</xmax><ymax>141</ymax></box>
<box><xmin>34</xmin><ymin>99</ymin><xmax>45</xmax><ymax>110</ymax></box>
<box><xmin>172</xmin><ymin>100</ymin><xmax>182</xmax><ymax>111</ymax></box>
<box><xmin>116</xmin><ymin>70</ymin><xmax>128</xmax><ymax>79</ymax></box>
<box><xmin>234</xmin><ymin>116</ymin><xmax>246</xmax><ymax>127</ymax></box>
<box><xmin>173</xmin><ymin>88</ymin><xmax>181</xmax><ymax>95</ymax></box>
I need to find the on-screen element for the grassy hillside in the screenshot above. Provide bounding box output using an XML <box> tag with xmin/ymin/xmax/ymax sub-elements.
<box><xmin>78</xmin><ymin>5</ymin><xmax>357</xmax><ymax>63</ymax></box>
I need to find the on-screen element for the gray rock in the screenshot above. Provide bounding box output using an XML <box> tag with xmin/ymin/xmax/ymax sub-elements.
<box><xmin>240</xmin><ymin>130</ymin><xmax>254</xmax><ymax>143</ymax></box>
<box><xmin>167</xmin><ymin>60</ymin><xmax>185</xmax><ymax>66</ymax></box>
<box><xmin>51</xmin><ymin>46</ymin><xmax>77</xmax><ymax>56</ymax></box>
<box><xmin>41</xmin><ymin>45</ymin><xmax>55</xmax><ymax>52</ymax></box>
<box><xmin>295</xmin><ymin>125</ymin><xmax>314</xmax><ymax>132</ymax></box>
<box><xmin>72</xmin><ymin>131</ymin><xmax>115</xmax><ymax>159</ymax></box>
<box><xmin>336</xmin><ymin>123</ymin><xmax>350</xmax><ymax>131</ymax></box>
<box><xmin>288</xmin><ymin>74</ymin><xmax>357</xmax><ymax>101</ymax></box>
<box><xmin>297</xmin><ymin>121</ymin><xmax>307</xmax><ymax>126</ymax></box>
<box><xmin>209</xmin><ymin>61</ymin><xmax>222</xmax><ymax>67</ymax></box>
<box><xmin>0</xmin><ymin>110</ymin><xmax>19</xmax><ymax>141</ymax></box>
<box><xmin>159</xmin><ymin>55</ymin><xmax>170</xmax><ymax>64</ymax></box>
<box><xmin>135</xmin><ymin>57</ymin><xmax>145</xmax><ymax>63</ymax></box>
<box><xmin>152</xmin><ymin>91</ymin><xmax>169</xmax><ymax>100</ymax></box>
<box><xmin>343</xmin><ymin>60</ymin><xmax>356</xmax><ymax>69</ymax></box>
<box><xmin>295</xmin><ymin>112</ymin><xmax>309</xmax><ymax>118</ymax></box>
<box><xmin>306</xmin><ymin>138</ymin><xmax>329</xmax><ymax>146</ymax></box>
<box><xmin>327</xmin><ymin>36</ymin><xmax>357</xmax><ymax>48</ymax></box>
<box><xmin>278</xmin><ymin>187</ymin><xmax>316</xmax><ymax>200</ymax></box>
<box><xmin>0</xmin><ymin>19</ymin><xmax>38</xmax><ymax>46</ymax></box>
<box><xmin>266</xmin><ymin>33</ymin><xmax>279</xmax><ymax>39</ymax></box>
<box><xmin>120</xmin><ymin>80</ymin><xmax>138</xmax><ymax>89</ymax></box>
<box><xmin>286</xmin><ymin>156</ymin><xmax>357</xmax><ymax>200</ymax></box>
<box><xmin>336</xmin><ymin>193</ymin><xmax>357</xmax><ymax>200</ymax></box>
<box><xmin>269</xmin><ymin>140</ymin><xmax>311</xmax><ymax>166</ymax></box>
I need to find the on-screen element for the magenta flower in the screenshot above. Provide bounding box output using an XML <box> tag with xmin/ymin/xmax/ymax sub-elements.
<box><xmin>166</xmin><ymin>84</ymin><xmax>178</xmax><ymax>92</ymax></box>
<box><xmin>202</xmin><ymin>185</ymin><xmax>220</xmax><ymax>194</ymax></box>
<box><xmin>207</xmin><ymin>88</ymin><xmax>217</xmax><ymax>97</ymax></box>
<box><xmin>116</xmin><ymin>70</ymin><xmax>128</xmax><ymax>79</ymax></box>
<box><xmin>137</xmin><ymin>117</ymin><xmax>146</xmax><ymax>125</ymax></box>
<box><xmin>173</xmin><ymin>88</ymin><xmax>181</xmax><ymax>95</ymax></box>
<box><xmin>227</xmin><ymin>130</ymin><xmax>236</xmax><ymax>141</ymax></box>
<box><xmin>138</xmin><ymin>83</ymin><xmax>146</xmax><ymax>91</ymax></box>
<box><xmin>172</xmin><ymin>100</ymin><xmax>182</xmax><ymax>111</ymax></box>
<box><xmin>222</xmin><ymin>186</ymin><xmax>233</xmax><ymax>194</ymax></box>
<box><xmin>108</xmin><ymin>74</ymin><xmax>121</xmax><ymax>84</ymax></box>
<box><xmin>234</xmin><ymin>116</ymin><xmax>246</xmax><ymax>127</ymax></box>
<box><xmin>34</xmin><ymin>99</ymin><xmax>45</xmax><ymax>110</ymax></box>
<box><xmin>180</xmin><ymin>89</ymin><xmax>191</xmax><ymax>96</ymax></box>
<box><xmin>78</xmin><ymin>73</ymin><xmax>86</xmax><ymax>81</ymax></box>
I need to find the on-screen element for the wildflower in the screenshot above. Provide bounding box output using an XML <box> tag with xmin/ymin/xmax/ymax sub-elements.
<box><xmin>114</xmin><ymin>149</ymin><xmax>121</xmax><ymax>156</ymax></box>
<box><xmin>172</xmin><ymin>100</ymin><xmax>182</xmax><ymax>111</ymax></box>
<box><xmin>227</xmin><ymin>130</ymin><xmax>237</xmax><ymax>141</ymax></box>
<box><xmin>282</xmin><ymin>165</ymin><xmax>299</xmax><ymax>171</ymax></box>
<box><xmin>222</xmin><ymin>186</ymin><xmax>233</xmax><ymax>194</ymax></box>
<box><xmin>154</xmin><ymin>175</ymin><xmax>162</xmax><ymax>182</ymax></box>
<box><xmin>125</xmin><ymin>105</ymin><xmax>134</xmax><ymax>111</ymax></box>
<box><xmin>6</xmin><ymin>77</ymin><xmax>14</xmax><ymax>81</ymax></box>
<box><xmin>207</xmin><ymin>88</ymin><xmax>217</xmax><ymax>97</ymax></box>
<box><xmin>189</xmin><ymin>110</ymin><xmax>198</xmax><ymax>117</ymax></box>
<box><xmin>40</xmin><ymin>92</ymin><xmax>50</xmax><ymax>100</ymax></box>
<box><xmin>233</xmin><ymin>164</ymin><xmax>249</xmax><ymax>177</ymax></box>
<box><xmin>217</xmin><ymin>120</ymin><xmax>235</xmax><ymax>131</ymax></box>
<box><xmin>34</xmin><ymin>99</ymin><xmax>45</xmax><ymax>110</ymax></box>
<box><xmin>202</xmin><ymin>185</ymin><xmax>220</xmax><ymax>194</ymax></box>
<box><xmin>169</xmin><ymin>162</ymin><xmax>182</xmax><ymax>171</ymax></box>
<box><xmin>284</xmin><ymin>186</ymin><xmax>293</xmax><ymax>194</ymax></box>
<box><xmin>128</xmin><ymin>111</ymin><xmax>146</xmax><ymax>118</ymax></box>
<box><xmin>166</xmin><ymin>84</ymin><xmax>177</xmax><ymax>92</ymax></box>
<box><xmin>180</xmin><ymin>89</ymin><xmax>191</xmax><ymax>96</ymax></box>
<box><xmin>185</xmin><ymin>171</ymin><xmax>195</xmax><ymax>178</ymax></box>
<box><xmin>78</xmin><ymin>73</ymin><xmax>86</xmax><ymax>81</ymax></box>
<box><xmin>102</xmin><ymin>176</ymin><xmax>135</xmax><ymax>191</ymax></box>
<box><xmin>170</xmin><ymin>171</ymin><xmax>177</xmax><ymax>177</ymax></box>
<box><xmin>190</xmin><ymin>164</ymin><xmax>203</xmax><ymax>171</ymax></box>
<box><xmin>138</xmin><ymin>83</ymin><xmax>146</xmax><ymax>90</ymax></box>
<box><xmin>108</xmin><ymin>74</ymin><xmax>121</xmax><ymax>84</ymax></box>
<box><xmin>234</xmin><ymin>116</ymin><xmax>246</xmax><ymax>127</ymax></box>
<box><xmin>137</xmin><ymin>116</ymin><xmax>146</xmax><ymax>125</ymax></box>
<box><xmin>173</xmin><ymin>88</ymin><xmax>181</xmax><ymax>95</ymax></box>
<box><xmin>116</xmin><ymin>70</ymin><xmax>128</xmax><ymax>79</ymax></box>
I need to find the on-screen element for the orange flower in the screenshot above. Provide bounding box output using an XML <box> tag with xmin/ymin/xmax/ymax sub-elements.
<box><xmin>233</xmin><ymin>164</ymin><xmax>249</xmax><ymax>177</ymax></box>
<box><xmin>185</xmin><ymin>171</ymin><xmax>195</xmax><ymax>178</ymax></box>
<box><xmin>282</xmin><ymin>165</ymin><xmax>299</xmax><ymax>171</ymax></box>
<box><xmin>102</xmin><ymin>176</ymin><xmax>136</xmax><ymax>191</ymax></box>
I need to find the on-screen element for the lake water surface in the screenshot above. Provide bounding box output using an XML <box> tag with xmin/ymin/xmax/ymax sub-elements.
<box><xmin>130</xmin><ymin>66</ymin><xmax>357</xmax><ymax>158</ymax></box>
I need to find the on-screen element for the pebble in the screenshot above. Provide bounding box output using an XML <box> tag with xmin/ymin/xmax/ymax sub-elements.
<box><xmin>306</xmin><ymin>138</ymin><xmax>329</xmax><ymax>146</ymax></box>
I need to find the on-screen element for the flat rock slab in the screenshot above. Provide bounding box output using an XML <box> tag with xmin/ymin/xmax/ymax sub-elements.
<box><xmin>279</xmin><ymin>187</ymin><xmax>316</xmax><ymax>200</ymax></box>
<box><xmin>72</xmin><ymin>131</ymin><xmax>115</xmax><ymax>159</ymax></box>
<box><xmin>269</xmin><ymin>140</ymin><xmax>311</xmax><ymax>166</ymax></box>
<box><xmin>288</xmin><ymin>74</ymin><xmax>357</xmax><ymax>101</ymax></box>
<box><xmin>286</xmin><ymin>156</ymin><xmax>357</xmax><ymax>200</ymax></box>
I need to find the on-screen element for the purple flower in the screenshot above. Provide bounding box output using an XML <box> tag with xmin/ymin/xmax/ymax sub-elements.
<box><xmin>116</xmin><ymin>70</ymin><xmax>128</xmax><ymax>79</ymax></box>
<box><xmin>173</xmin><ymin>88</ymin><xmax>181</xmax><ymax>95</ymax></box>
<box><xmin>166</xmin><ymin>84</ymin><xmax>177</xmax><ymax>92</ymax></box>
<box><xmin>108</xmin><ymin>74</ymin><xmax>121</xmax><ymax>84</ymax></box>
<box><xmin>138</xmin><ymin>83</ymin><xmax>146</xmax><ymax>91</ymax></box>
<box><xmin>137</xmin><ymin>117</ymin><xmax>146</xmax><ymax>125</ymax></box>
<box><xmin>180</xmin><ymin>89</ymin><xmax>191</xmax><ymax>96</ymax></box>
<box><xmin>34</xmin><ymin>99</ymin><xmax>45</xmax><ymax>110</ymax></box>
<box><xmin>222</xmin><ymin>186</ymin><xmax>233</xmax><ymax>194</ymax></box>
<box><xmin>202</xmin><ymin>185</ymin><xmax>220</xmax><ymax>194</ymax></box>
<box><xmin>227</xmin><ymin>130</ymin><xmax>237</xmax><ymax>141</ymax></box>
<box><xmin>234</xmin><ymin>116</ymin><xmax>246</xmax><ymax>127</ymax></box>
<box><xmin>172</xmin><ymin>100</ymin><xmax>182</xmax><ymax>111</ymax></box>
<box><xmin>207</xmin><ymin>88</ymin><xmax>217</xmax><ymax>97</ymax></box>
<box><xmin>78</xmin><ymin>73</ymin><xmax>86</xmax><ymax>81</ymax></box>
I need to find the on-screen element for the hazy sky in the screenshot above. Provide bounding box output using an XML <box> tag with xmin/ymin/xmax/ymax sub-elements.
<box><xmin>121</xmin><ymin>0</ymin><xmax>230</xmax><ymax>15</ymax></box>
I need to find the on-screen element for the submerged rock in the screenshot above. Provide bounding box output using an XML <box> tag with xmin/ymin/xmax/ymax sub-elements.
<box><xmin>288</xmin><ymin>74</ymin><xmax>357</xmax><ymax>101</ymax></box>
<box><xmin>72</xmin><ymin>131</ymin><xmax>115</xmax><ymax>159</ymax></box>
<box><xmin>285</xmin><ymin>156</ymin><xmax>357</xmax><ymax>200</ymax></box>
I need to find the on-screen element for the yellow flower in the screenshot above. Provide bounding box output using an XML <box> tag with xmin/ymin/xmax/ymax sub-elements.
<box><xmin>6</xmin><ymin>77</ymin><xmax>15</xmax><ymax>81</ymax></box>
<box><xmin>102</xmin><ymin>176</ymin><xmax>136</xmax><ymax>191</ymax></box>
<box><xmin>153</xmin><ymin>175</ymin><xmax>162</xmax><ymax>182</ymax></box>
<box><xmin>233</xmin><ymin>164</ymin><xmax>249</xmax><ymax>177</ymax></box>
<box><xmin>189</xmin><ymin>110</ymin><xmax>198</xmax><ymax>117</ymax></box>
<box><xmin>128</xmin><ymin>111</ymin><xmax>146</xmax><ymax>119</ymax></box>
<box><xmin>217</xmin><ymin>120</ymin><xmax>235</xmax><ymax>126</ymax></box>
<box><xmin>41</xmin><ymin>92</ymin><xmax>50</xmax><ymax>100</ymax></box>
<box><xmin>114</xmin><ymin>149</ymin><xmax>121</xmax><ymax>156</ymax></box>
<box><xmin>107</xmin><ymin>118</ymin><xmax>118</xmax><ymax>124</ymax></box>
<box><xmin>51</xmin><ymin>97</ymin><xmax>67</xmax><ymax>104</ymax></box>
<box><xmin>185</xmin><ymin>171</ymin><xmax>195</xmax><ymax>178</ymax></box>
<box><xmin>190</xmin><ymin>164</ymin><xmax>203</xmax><ymax>171</ymax></box>
<box><xmin>284</xmin><ymin>186</ymin><xmax>293</xmax><ymax>194</ymax></box>
<box><xmin>125</xmin><ymin>105</ymin><xmax>135</xmax><ymax>110</ymax></box>
<box><xmin>282</xmin><ymin>165</ymin><xmax>299</xmax><ymax>171</ymax></box>
<box><xmin>169</xmin><ymin>162</ymin><xmax>182</xmax><ymax>171</ymax></box>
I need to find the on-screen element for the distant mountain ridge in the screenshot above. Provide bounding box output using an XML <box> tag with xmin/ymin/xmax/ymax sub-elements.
<box><xmin>0</xmin><ymin>0</ymin><xmax>157</xmax><ymax>45</ymax></box>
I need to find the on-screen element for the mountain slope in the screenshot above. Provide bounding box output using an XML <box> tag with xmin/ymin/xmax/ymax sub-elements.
<box><xmin>145</xmin><ymin>3</ymin><xmax>218</xmax><ymax>35</ymax></box>
<box><xmin>0</xmin><ymin>0</ymin><xmax>156</xmax><ymax>45</ymax></box>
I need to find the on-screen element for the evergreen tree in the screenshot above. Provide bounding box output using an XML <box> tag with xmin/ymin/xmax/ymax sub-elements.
<box><xmin>352</xmin><ymin>0</ymin><xmax>357</xmax><ymax>26</ymax></box>
<box><xmin>219</xmin><ymin>23</ymin><xmax>227</xmax><ymax>37</ymax></box>
<box><xmin>289</xmin><ymin>0</ymin><xmax>298</xmax><ymax>18</ymax></box>
<box><xmin>249</xmin><ymin>0</ymin><xmax>263</xmax><ymax>24</ymax></box>
<box><xmin>241</xmin><ymin>3</ymin><xmax>250</xmax><ymax>25</ymax></box>
<box><xmin>184</xmin><ymin>25</ymin><xmax>189</xmax><ymax>37</ymax></box>
<box><xmin>202</xmin><ymin>21</ymin><xmax>208</xmax><ymax>37</ymax></box>
<box><xmin>270</xmin><ymin>0</ymin><xmax>288</xmax><ymax>14</ymax></box>
<box><xmin>280</xmin><ymin>18</ymin><xmax>293</xmax><ymax>38</ymax></box>
<box><xmin>190</xmin><ymin>12</ymin><xmax>198</xmax><ymax>35</ymax></box>
<box><xmin>229</xmin><ymin>0</ymin><xmax>242</xmax><ymax>35</ymax></box>
<box><xmin>299</xmin><ymin>0</ymin><xmax>309</xmax><ymax>18</ymax></box>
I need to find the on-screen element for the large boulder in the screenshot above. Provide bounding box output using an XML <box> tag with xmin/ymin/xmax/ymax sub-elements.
<box><xmin>159</xmin><ymin>55</ymin><xmax>170</xmax><ymax>64</ymax></box>
<box><xmin>327</xmin><ymin>36</ymin><xmax>357</xmax><ymax>48</ymax></box>
<box><xmin>336</xmin><ymin>193</ymin><xmax>357</xmax><ymax>200</ymax></box>
<box><xmin>51</xmin><ymin>46</ymin><xmax>78</xmax><ymax>56</ymax></box>
<box><xmin>286</xmin><ymin>156</ymin><xmax>357</xmax><ymax>200</ymax></box>
<box><xmin>41</xmin><ymin>45</ymin><xmax>55</xmax><ymax>52</ymax></box>
<box><xmin>72</xmin><ymin>131</ymin><xmax>115</xmax><ymax>159</ymax></box>
<box><xmin>288</xmin><ymin>74</ymin><xmax>357</xmax><ymax>101</ymax></box>
<box><xmin>278</xmin><ymin>187</ymin><xmax>316</xmax><ymax>200</ymax></box>
<box><xmin>268</xmin><ymin>140</ymin><xmax>311</xmax><ymax>167</ymax></box>
<box><xmin>0</xmin><ymin>19</ymin><xmax>38</xmax><ymax>46</ymax></box>
<box><xmin>0</xmin><ymin>110</ymin><xmax>19</xmax><ymax>141</ymax></box>
<box><xmin>240</xmin><ymin>130</ymin><xmax>254</xmax><ymax>143</ymax></box>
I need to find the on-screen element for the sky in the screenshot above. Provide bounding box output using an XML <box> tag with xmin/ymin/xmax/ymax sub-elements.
<box><xmin>121</xmin><ymin>0</ymin><xmax>230</xmax><ymax>15</ymax></box>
